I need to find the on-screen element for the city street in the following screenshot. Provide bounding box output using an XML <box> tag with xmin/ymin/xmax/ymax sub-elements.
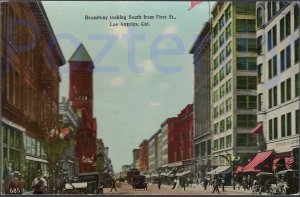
<box><xmin>103</xmin><ymin>183</ymin><xmax>253</xmax><ymax>195</ymax></box>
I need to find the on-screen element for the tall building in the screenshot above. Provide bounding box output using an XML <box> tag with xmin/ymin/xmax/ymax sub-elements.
<box><xmin>190</xmin><ymin>21</ymin><xmax>212</xmax><ymax>178</ymax></box>
<box><xmin>156</xmin><ymin>130</ymin><xmax>162</xmax><ymax>169</ymax></box>
<box><xmin>1</xmin><ymin>2</ymin><xmax>65</xmax><ymax>192</ymax></box>
<box><xmin>138</xmin><ymin>140</ymin><xmax>148</xmax><ymax>173</ymax></box>
<box><xmin>255</xmin><ymin>1</ymin><xmax>299</xmax><ymax>171</ymax></box>
<box><xmin>68</xmin><ymin>43</ymin><xmax>97</xmax><ymax>172</ymax></box>
<box><xmin>211</xmin><ymin>1</ymin><xmax>258</xmax><ymax>167</ymax></box>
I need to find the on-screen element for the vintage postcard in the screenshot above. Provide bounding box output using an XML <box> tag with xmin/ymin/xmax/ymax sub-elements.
<box><xmin>0</xmin><ymin>0</ymin><xmax>299</xmax><ymax>195</ymax></box>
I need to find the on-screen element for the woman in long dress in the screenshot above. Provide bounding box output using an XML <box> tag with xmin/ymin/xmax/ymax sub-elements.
<box><xmin>175</xmin><ymin>177</ymin><xmax>180</xmax><ymax>190</ymax></box>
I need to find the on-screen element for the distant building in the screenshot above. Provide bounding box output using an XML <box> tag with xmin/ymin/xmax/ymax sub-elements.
<box><xmin>96</xmin><ymin>139</ymin><xmax>105</xmax><ymax>172</ymax></box>
<box><xmin>58</xmin><ymin>97</ymin><xmax>80</xmax><ymax>178</ymax></box>
<box><xmin>190</xmin><ymin>21</ymin><xmax>212</xmax><ymax>178</ymax></box>
<box><xmin>161</xmin><ymin>119</ymin><xmax>169</xmax><ymax>166</ymax></box>
<box><xmin>139</xmin><ymin>140</ymin><xmax>149</xmax><ymax>173</ymax></box>
<box><xmin>148</xmin><ymin>133</ymin><xmax>157</xmax><ymax>172</ymax></box>
<box><xmin>104</xmin><ymin>147</ymin><xmax>114</xmax><ymax>174</ymax></box>
<box><xmin>132</xmin><ymin>149</ymin><xmax>140</xmax><ymax>168</ymax></box>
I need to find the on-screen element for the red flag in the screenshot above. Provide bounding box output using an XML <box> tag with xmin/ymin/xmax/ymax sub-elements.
<box><xmin>188</xmin><ymin>1</ymin><xmax>203</xmax><ymax>11</ymax></box>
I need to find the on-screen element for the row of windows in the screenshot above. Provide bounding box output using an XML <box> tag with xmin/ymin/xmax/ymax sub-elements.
<box><xmin>214</xmin><ymin>42</ymin><xmax>232</xmax><ymax>69</ymax></box>
<box><xmin>269</xmin><ymin>110</ymin><xmax>299</xmax><ymax>140</ymax></box>
<box><xmin>268</xmin><ymin>74</ymin><xmax>299</xmax><ymax>109</ymax></box>
<box><xmin>213</xmin><ymin>135</ymin><xmax>232</xmax><ymax>151</ymax></box>
<box><xmin>261</xmin><ymin>38</ymin><xmax>299</xmax><ymax>80</ymax></box>
<box><xmin>237</xmin><ymin>39</ymin><xmax>256</xmax><ymax>52</ymax></box>
<box><xmin>213</xmin><ymin>97</ymin><xmax>232</xmax><ymax>118</ymax></box>
<box><xmin>213</xmin><ymin>78</ymin><xmax>232</xmax><ymax>102</ymax></box>
<box><xmin>236</xmin><ymin>19</ymin><xmax>255</xmax><ymax>33</ymax></box>
<box><xmin>213</xmin><ymin>116</ymin><xmax>232</xmax><ymax>134</ymax></box>
<box><xmin>213</xmin><ymin>61</ymin><xmax>231</xmax><ymax>86</ymax></box>
<box><xmin>267</xmin><ymin>6</ymin><xmax>299</xmax><ymax>51</ymax></box>
<box><xmin>236</xmin><ymin>134</ymin><xmax>257</xmax><ymax>147</ymax></box>
<box><xmin>213</xmin><ymin>24</ymin><xmax>232</xmax><ymax>55</ymax></box>
<box><xmin>236</xmin><ymin>1</ymin><xmax>255</xmax><ymax>15</ymax></box>
<box><xmin>213</xmin><ymin>5</ymin><xmax>232</xmax><ymax>38</ymax></box>
<box><xmin>237</xmin><ymin>114</ymin><xmax>257</xmax><ymax>128</ymax></box>
<box><xmin>237</xmin><ymin>76</ymin><xmax>257</xmax><ymax>90</ymax></box>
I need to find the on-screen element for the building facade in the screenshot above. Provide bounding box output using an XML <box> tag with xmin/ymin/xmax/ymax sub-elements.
<box><xmin>161</xmin><ymin>119</ymin><xmax>168</xmax><ymax>166</ymax></box>
<box><xmin>190</xmin><ymin>21</ymin><xmax>212</xmax><ymax>178</ymax></box>
<box><xmin>58</xmin><ymin>97</ymin><xmax>80</xmax><ymax>179</ymax></box>
<box><xmin>148</xmin><ymin>133</ymin><xmax>157</xmax><ymax>172</ymax></box>
<box><xmin>1</xmin><ymin>2</ymin><xmax>65</xmax><ymax>192</ymax></box>
<box><xmin>132</xmin><ymin>149</ymin><xmax>140</xmax><ymax>168</ymax></box>
<box><xmin>172</xmin><ymin>104</ymin><xmax>193</xmax><ymax>163</ymax></box>
<box><xmin>139</xmin><ymin>140</ymin><xmax>148</xmax><ymax>173</ymax></box>
<box><xmin>211</xmin><ymin>1</ymin><xmax>258</xmax><ymax>167</ymax></box>
<box><xmin>96</xmin><ymin>139</ymin><xmax>105</xmax><ymax>172</ymax></box>
<box><xmin>256</xmin><ymin>1</ymin><xmax>299</xmax><ymax>171</ymax></box>
<box><xmin>68</xmin><ymin>44</ymin><xmax>97</xmax><ymax>172</ymax></box>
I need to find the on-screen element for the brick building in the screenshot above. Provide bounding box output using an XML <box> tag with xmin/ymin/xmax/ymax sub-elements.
<box><xmin>1</xmin><ymin>1</ymin><xmax>65</xmax><ymax>192</ymax></box>
<box><xmin>138</xmin><ymin>140</ymin><xmax>148</xmax><ymax>173</ymax></box>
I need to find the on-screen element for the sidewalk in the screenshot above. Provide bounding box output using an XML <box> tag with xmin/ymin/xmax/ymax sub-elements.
<box><xmin>171</xmin><ymin>183</ymin><xmax>253</xmax><ymax>195</ymax></box>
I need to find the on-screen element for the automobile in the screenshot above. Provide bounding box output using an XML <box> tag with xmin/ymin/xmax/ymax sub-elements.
<box><xmin>132</xmin><ymin>175</ymin><xmax>147</xmax><ymax>191</ymax></box>
<box><xmin>256</xmin><ymin>172</ymin><xmax>277</xmax><ymax>195</ymax></box>
<box><xmin>275</xmin><ymin>170</ymin><xmax>299</xmax><ymax>194</ymax></box>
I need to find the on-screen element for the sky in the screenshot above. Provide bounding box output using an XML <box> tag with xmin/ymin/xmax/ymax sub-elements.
<box><xmin>43</xmin><ymin>1</ymin><xmax>214</xmax><ymax>172</ymax></box>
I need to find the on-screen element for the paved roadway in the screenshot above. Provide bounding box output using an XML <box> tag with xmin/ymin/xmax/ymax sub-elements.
<box><xmin>103</xmin><ymin>182</ymin><xmax>254</xmax><ymax>195</ymax></box>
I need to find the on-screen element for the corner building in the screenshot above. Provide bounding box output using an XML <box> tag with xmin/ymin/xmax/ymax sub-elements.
<box><xmin>211</xmin><ymin>1</ymin><xmax>258</xmax><ymax>166</ymax></box>
<box><xmin>256</xmin><ymin>1</ymin><xmax>299</xmax><ymax>171</ymax></box>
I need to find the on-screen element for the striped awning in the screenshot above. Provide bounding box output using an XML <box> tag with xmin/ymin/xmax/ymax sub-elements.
<box><xmin>243</xmin><ymin>150</ymin><xmax>273</xmax><ymax>173</ymax></box>
<box><xmin>234</xmin><ymin>166</ymin><xmax>244</xmax><ymax>173</ymax></box>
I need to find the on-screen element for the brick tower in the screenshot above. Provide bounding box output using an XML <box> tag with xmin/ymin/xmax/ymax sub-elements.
<box><xmin>69</xmin><ymin>44</ymin><xmax>97</xmax><ymax>172</ymax></box>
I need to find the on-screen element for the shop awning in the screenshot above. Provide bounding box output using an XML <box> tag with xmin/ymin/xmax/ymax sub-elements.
<box><xmin>251</xmin><ymin>122</ymin><xmax>263</xmax><ymax>134</ymax></box>
<box><xmin>161</xmin><ymin>171</ymin><xmax>172</xmax><ymax>176</ymax></box>
<box><xmin>234</xmin><ymin>166</ymin><xmax>244</xmax><ymax>173</ymax></box>
<box><xmin>168</xmin><ymin>161</ymin><xmax>183</xmax><ymax>167</ymax></box>
<box><xmin>242</xmin><ymin>150</ymin><xmax>273</xmax><ymax>173</ymax></box>
<box><xmin>207</xmin><ymin>166</ymin><xmax>231</xmax><ymax>175</ymax></box>
<box><xmin>175</xmin><ymin>171</ymin><xmax>191</xmax><ymax>177</ymax></box>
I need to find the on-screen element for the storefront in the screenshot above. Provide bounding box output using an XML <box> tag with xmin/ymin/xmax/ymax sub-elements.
<box><xmin>23</xmin><ymin>136</ymin><xmax>49</xmax><ymax>192</ymax></box>
<box><xmin>1</xmin><ymin>119</ymin><xmax>25</xmax><ymax>193</ymax></box>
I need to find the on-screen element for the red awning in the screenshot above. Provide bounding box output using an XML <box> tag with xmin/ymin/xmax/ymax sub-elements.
<box><xmin>234</xmin><ymin>166</ymin><xmax>244</xmax><ymax>173</ymax></box>
<box><xmin>251</xmin><ymin>122</ymin><xmax>263</xmax><ymax>134</ymax></box>
<box><xmin>242</xmin><ymin>150</ymin><xmax>273</xmax><ymax>173</ymax></box>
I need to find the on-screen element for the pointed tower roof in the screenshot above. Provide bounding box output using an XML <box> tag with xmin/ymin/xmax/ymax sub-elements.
<box><xmin>69</xmin><ymin>43</ymin><xmax>92</xmax><ymax>62</ymax></box>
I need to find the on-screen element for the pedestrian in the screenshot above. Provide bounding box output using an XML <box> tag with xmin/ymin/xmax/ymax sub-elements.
<box><xmin>252</xmin><ymin>179</ymin><xmax>258</xmax><ymax>194</ymax></box>
<box><xmin>221</xmin><ymin>177</ymin><xmax>225</xmax><ymax>192</ymax></box>
<box><xmin>110</xmin><ymin>179</ymin><xmax>117</xmax><ymax>192</ymax></box>
<box><xmin>175</xmin><ymin>177</ymin><xmax>180</xmax><ymax>190</ymax></box>
<box><xmin>172</xmin><ymin>178</ymin><xmax>176</xmax><ymax>189</ymax></box>
<box><xmin>157</xmin><ymin>178</ymin><xmax>161</xmax><ymax>190</ymax></box>
<box><xmin>212</xmin><ymin>176</ymin><xmax>220</xmax><ymax>194</ymax></box>
<box><xmin>242</xmin><ymin>176</ymin><xmax>247</xmax><ymax>191</ymax></box>
<box><xmin>203</xmin><ymin>177</ymin><xmax>208</xmax><ymax>190</ymax></box>
<box><xmin>181</xmin><ymin>177</ymin><xmax>186</xmax><ymax>191</ymax></box>
<box><xmin>8</xmin><ymin>171</ymin><xmax>22</xmax><ymax>194</ymax></box>
<box><xmin>32</xmin><ymin>170</ymin><xmax>47</xmax><ymax>194</ymax></box>
<box><xmin>247</xmin><ymin>175</ymin><xmax>252</xmax><ymax>190</ymax></box>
